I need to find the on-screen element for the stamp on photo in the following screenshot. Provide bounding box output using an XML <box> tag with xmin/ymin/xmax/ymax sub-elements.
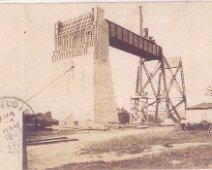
<box><xmin>0</xmin><ymin>96</ymin><xmax>34</xmax><ymax>153</ymax></box>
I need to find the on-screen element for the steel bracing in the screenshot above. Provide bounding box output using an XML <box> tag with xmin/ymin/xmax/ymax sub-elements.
<box><xmin>131</xmin><ymin>56</ymin><xmax>187</xmax><ymax>123</ymax></box>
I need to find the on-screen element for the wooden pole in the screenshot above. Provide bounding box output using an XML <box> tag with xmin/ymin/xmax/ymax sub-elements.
<box><xmin>155</xmin><ymin>72</ymin><xmax>162</xmax><ymax>123</ymax></box>
<box><xmin>139</xmin><ymin>6</ymin><xmax>143</xmax><ymax>96</ymax></box>
<box><xmin>161</xmin><ymin>56</ymin><xmax>171</xmax><ymax>119</ymax></box>
<box><xmin>180</xmin><ymin>59</ymin><xmax>187</xmax><ymax>111</ymax></box>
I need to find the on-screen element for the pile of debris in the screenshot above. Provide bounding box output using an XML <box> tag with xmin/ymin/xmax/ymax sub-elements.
<box><xmin>24</xmin><ymin>111</ymin><xmax>59</xmax><ymax>131</ymax></box>
<box><xmin>181</xmin><ymin>120</ymin><xmax>212</xmax><ymax>131</ymax></box>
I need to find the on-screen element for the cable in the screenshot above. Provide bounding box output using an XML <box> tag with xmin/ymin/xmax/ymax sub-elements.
<box><xmin>25</xmin><ymin>65</ymin><xmax>75</xmax><ymax>103</ymax></box>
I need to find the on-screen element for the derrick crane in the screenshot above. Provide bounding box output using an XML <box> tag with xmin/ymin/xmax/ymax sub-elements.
<box><xmin>130</xmin><ymin>6</ymin><xmax>187</xmax><ymax>123</ymax></box>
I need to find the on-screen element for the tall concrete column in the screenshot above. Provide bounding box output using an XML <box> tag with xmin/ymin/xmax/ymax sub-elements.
<box><xmin>94</xmin><ymin>7</ymin><xmax>118</xmax><ymax>123</ymax></box>
<box><xmin>51</xmin><ymin>7</ymin><xmax>118</xmax><ymax>124</ymax></box>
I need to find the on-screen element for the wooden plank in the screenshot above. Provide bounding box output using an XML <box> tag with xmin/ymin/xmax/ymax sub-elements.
<box><xmin>27</xmin><ymin>137</ymin><xmax>79</xmax><ymax>146</ymax></box>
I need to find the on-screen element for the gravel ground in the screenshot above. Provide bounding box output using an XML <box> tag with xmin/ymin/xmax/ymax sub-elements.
<box><xmin>27</xmin><ymin>126</ymin><xmax>212</xmax><ymax>170</ymax></box>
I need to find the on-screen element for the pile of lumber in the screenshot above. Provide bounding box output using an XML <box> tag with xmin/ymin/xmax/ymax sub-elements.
<box><xmin>27</xmin><ymin>136</ymin><xmax>78</xmax><ymax>146</ymax></box>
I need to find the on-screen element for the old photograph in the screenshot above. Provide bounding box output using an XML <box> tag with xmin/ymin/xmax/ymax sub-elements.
<box><xmin>0</xmin><ymin>2</ymin><xmax>212</xmax><ymax>169</ymax></box>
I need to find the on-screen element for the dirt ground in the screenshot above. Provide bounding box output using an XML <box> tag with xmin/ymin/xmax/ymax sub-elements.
<box><xmin>27</xmin><ymin>126</ymin><xmax>212</xmax><ymax>170</ymax></box>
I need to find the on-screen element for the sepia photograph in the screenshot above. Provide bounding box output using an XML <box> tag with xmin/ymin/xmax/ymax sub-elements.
<box><xmin>0</xmin><ymin>2</ymin><xmax>212</xmax><ymax>169</ymax></box>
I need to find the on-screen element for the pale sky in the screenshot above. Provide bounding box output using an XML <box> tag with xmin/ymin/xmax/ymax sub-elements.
<box><xmin>0</xmin><ymin>3</ymin><xmax>212</xmax><ymax>119</ymax></box>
